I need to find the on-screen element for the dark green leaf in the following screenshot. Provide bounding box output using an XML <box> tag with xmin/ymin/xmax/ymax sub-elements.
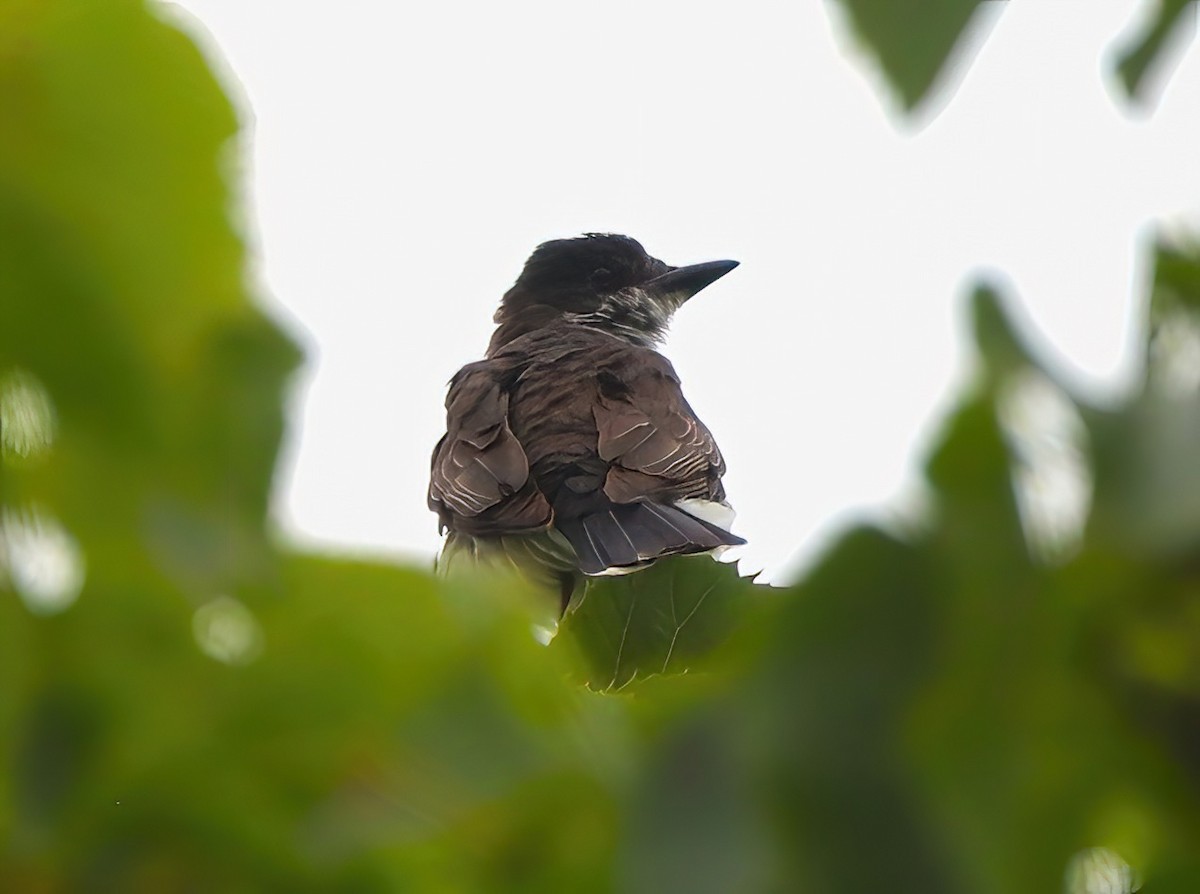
<box><xmin>729</xmin><ymin>527</ymin><xmax>959</xmax><ymax>893</ymax></box>
<box><xmin>832</xmin><ymin>0</ymin><xmax>991</xmax><ymax>112</ymax></box>
<box><xmin>1113</xmin><ymin>0</ymin><xmax>1197</xmax><ymax>107</ymax></box>
<box><xmin>0</xmin><ymin>0</ymin><xmax>301</xmax><ymax>598</ymax></box>
<box><xmin>1087</xmin><ymin>395</ymin><xmax>1200</xmax><ymax>558</ymax></box>
<box><xmin>971</xmin><ymin>283</ymin><xmax>1039</xmax><ymax>381</ymax></box>
<box><xmin>1148</xmin><ymin>239</ymin><xmax>1200</xmax><ymax>317</ymax></box>
<box><xmin>1088</xmin><ymin>241</ymin><xmax>1200</xmax><ymax>559</ymax></box>
<box><xmin>556</xmin><ymin>556</ymin><xmax>761</xmax><ymax>692</ymax></box>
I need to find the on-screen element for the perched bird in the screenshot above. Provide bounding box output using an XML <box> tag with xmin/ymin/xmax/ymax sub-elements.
<box><xmin>428</xmin><ymin>233</ymin><xmax>744</xmax><ymax>606</ymax></box>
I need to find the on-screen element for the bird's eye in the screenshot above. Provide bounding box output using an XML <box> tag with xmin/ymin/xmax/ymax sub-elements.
<box><xmin>590</xmin><ymin>267</ymin><xmax>613</xmax><ymax>288</ymax></box>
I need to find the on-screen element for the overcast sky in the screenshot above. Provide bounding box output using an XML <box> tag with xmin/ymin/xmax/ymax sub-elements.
<box><xmin>170</xmin><ymin>0</ymin><xmax>1199</xmax><ymax>582</ymax></box>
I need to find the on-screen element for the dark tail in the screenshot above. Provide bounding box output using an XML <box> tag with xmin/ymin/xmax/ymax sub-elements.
<box><xmin>557</xmin><ymin>502</ymin><xmax>745</xmax><ymax>576</ymax></box>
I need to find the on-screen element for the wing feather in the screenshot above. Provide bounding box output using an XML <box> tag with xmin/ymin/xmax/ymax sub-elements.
<box><xmin>593</xmin><ymin>354</ymin><xmax>727</xmax><ymax>505</ymax></box>
<box><xmin>429</xmin><ymin>363</ymin><xmax>552</xmax><ymax>533</ymax></box>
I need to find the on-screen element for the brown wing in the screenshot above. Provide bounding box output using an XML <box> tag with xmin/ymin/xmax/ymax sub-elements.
<box><xmin>429</xmin><ymin>362</ymin><xmax>552</xmax><ymax>534</ymax></box>
<box><xmin>593</xmin><ymin>353</ymin><xmax>727</xmax><ymax>505</ymax></box>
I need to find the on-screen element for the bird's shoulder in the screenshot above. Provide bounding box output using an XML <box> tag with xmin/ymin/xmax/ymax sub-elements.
<box><xmin>429</xmin><ymin>357</ymin><xmax>552</xmax><ymax>532</ymax></box>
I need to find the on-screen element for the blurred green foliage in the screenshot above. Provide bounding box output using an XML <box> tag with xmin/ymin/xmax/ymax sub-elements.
<box><xmin>2</xmin><ymin>1</ymin><xmax>1199</xmax><ymax>892</ymax></box>
<box><xmin>834</xmin><ymin>0</ymin><xmax>985</xmax><ymax>111</ymax></box>
<box><xmin>833</xmin><ymin>0</ymin><xmax>1198</xmax><ymax>113</ymax></box>
<box><xmin>1115</xmin><ymin>0</ymin><xmax>1198</xmax><ymax>105</ymax></box>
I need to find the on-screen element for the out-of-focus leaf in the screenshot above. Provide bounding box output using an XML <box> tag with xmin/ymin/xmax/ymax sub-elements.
<box><xmin>1087</xmin><ymin>395</ymin><xmax>1200</xmax><ymax>558</ymax></box>
<box><xmin>919</xmin><ymin>286</ymin><xmax>1083</xmax><ymax>889</ymax></box>
<box><xmin>831</xmin><ymin>0</ymin><xmax>991</xmax><ymax>112</ymax></box>
<box><xmin>968</xmin><ymin>283</ymin><xmax>1096</xmax><ymax>564</ymax></box>
<box><xmin>916</xmin><ymin>264</ymin><xmax>1200</xmax><ymax>891</ymax></box>
<box><xmin>0</xmin><ymin>0</ymin><xmax>300</xmax><ymax>598</ymax></box>
<box><xmin>555</xmin><ymin>556</ymin><xmax>761</xmax><ymax>692</ymax></box>
<box><xmin>1144</xmin><ymin>239</ymin><xmax>1200</xmax><ymax>389</ymax></box>
<box><xmin>1149</xmin><ymin>239</ymin><xmax>1200</xmax><ymax>315</ymax></box>
<box><xmin>619</xmin><ymin>713</ymin><xmax>776</xmax><ymax>894</ymax></box>
<box><xmin>1087</xmin><ymin>242</ymin><xmax>1200</xmax><ymax>559</ymax></box>
<box><xmin>925</xmin><ymin>390</ymin><xmax>1028</xmax><ymax>567</ymax></box>
<box><xmin>1112</xmin><ymin>0</ymin><xmax>1197</xmax><ymax>107</ymax></box>
<box><xmin>910</xmin><ymin>367</ymin><xmax>1087</xmax><ymax>891</ymax></box>
<box><xmin>971</xmin><ymin>284</ymin><xmax>1040</xmax><ymax>381</ymax></box>
<box><xmin>719</xmin><ymin>527</ymin><xmax>958</xmax><ymax>893</ymax></box>
<box><xmin>1</xmin><ymin>553</ymin><xmax>626</xmax><ymax>891</ymax></box>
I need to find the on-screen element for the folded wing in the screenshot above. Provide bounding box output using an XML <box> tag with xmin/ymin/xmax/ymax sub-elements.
<box><xmin>428</xmin><ymin>362</ymin><xmax>552</xmax><ymax>535</ymax></box>
<box><xmin>556</xmin><ymin>353</ymin><xmax>743</xmax><ymax>574</ymax></box>
<box><xmin>594</xmin><ymin>354</ymin><xmax>728</xmax><ymax>506</ymax></box>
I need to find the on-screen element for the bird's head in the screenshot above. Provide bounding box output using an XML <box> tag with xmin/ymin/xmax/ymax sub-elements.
<box><xmin>488</xmin><ymin>233</ymin><xmax>737</xmax><ymax>353</ymax></box>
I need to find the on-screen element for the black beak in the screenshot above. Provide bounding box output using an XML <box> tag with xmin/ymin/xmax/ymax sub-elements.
<box><xmin>645</xmin><ymin>259</ymin><xmax>739</xmax><ymax>306</ymax></box>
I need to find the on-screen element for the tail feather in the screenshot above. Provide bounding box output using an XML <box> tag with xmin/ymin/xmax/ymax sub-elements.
<box><xmin>574</xmin><ymin>510</ymin><xmax>637</xmax><ymax>569</ymax></box>
<box><xmin>558</xmin><ymin>502</ymin><xmax>745</xmax><ymax>576</ymax></box>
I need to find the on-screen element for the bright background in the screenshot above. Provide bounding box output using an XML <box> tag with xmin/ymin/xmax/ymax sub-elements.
<box><xmin>168</xmin><ymin>0</ymin><xmax>1199</xmax><ymax>582</ymax></box>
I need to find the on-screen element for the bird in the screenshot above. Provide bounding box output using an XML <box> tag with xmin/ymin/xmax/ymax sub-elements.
<box><xmin>428</xmin><ymin>233</ymin><xmax>744</xmax><ymax>608</ymax></box>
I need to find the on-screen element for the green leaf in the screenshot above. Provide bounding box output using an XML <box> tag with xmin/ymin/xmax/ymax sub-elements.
<box><xmin>970</xmin><ymin>284</ymin><xmax>1039</xmax><ymax>381</ymax></box>
<box><xmin>1147</xmin><ymin>238</ymin><xmax>1200</xmax><ymax>319</ymax></box>
<box><xmin>702</xmin><ymin>527</ymin><xmax>959</xmax><ymax>893</ymax></box>
<box><xmin>1086</xmin><ymin>240</ymin><xmax>1200</xmax><ymax>559</ymax></box>
<box><xmin>555</xmin><ymin>556</ymin><xmax>761</xmax><ymax>692</ymax></box>
<box><xmin>0</xmin><ymin>0</ymin><xmax>300</xmax><ymax>597</ymax></box>
<box><xmin>1086</xmin><ymin>395</ymin><xmax>1200</xmax><ymax>558</ymax></box>
<box><xmin>1</xmin><ymin>552</ymin><xmax>625</xmax><ymax>891</ymax></box>
<box><xmin>1112</xmin><ymin>0</ymin><xmax>1197</xmax><ymax>107</ymax></box>
<box><xmin>831</xmin><ymin>0</ymin><xmax>991</xmax><ymax>112</ymax></box>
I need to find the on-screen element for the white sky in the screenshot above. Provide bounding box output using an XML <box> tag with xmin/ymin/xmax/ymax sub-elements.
<box><xmin>169</xmin><ymin>0</ymin><xmax>1199</xmax><ymax>583</ymax></box>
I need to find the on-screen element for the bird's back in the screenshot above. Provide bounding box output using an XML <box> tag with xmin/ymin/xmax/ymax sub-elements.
<box><xmin>503</xmin><ymin>324</ymin><xmax>649</xmax><ymax>513</ymax></box>
<box><xmin>431</xmin><ymin>322</ymin><xmax>741</xmax><ymax>585</ymax></box>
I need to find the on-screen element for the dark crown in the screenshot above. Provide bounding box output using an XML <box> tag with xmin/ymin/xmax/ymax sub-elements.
<box><xmin>487</xmin><ymin>233</ymin><xmax>736</xmax><ymax>355</ymax></box>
